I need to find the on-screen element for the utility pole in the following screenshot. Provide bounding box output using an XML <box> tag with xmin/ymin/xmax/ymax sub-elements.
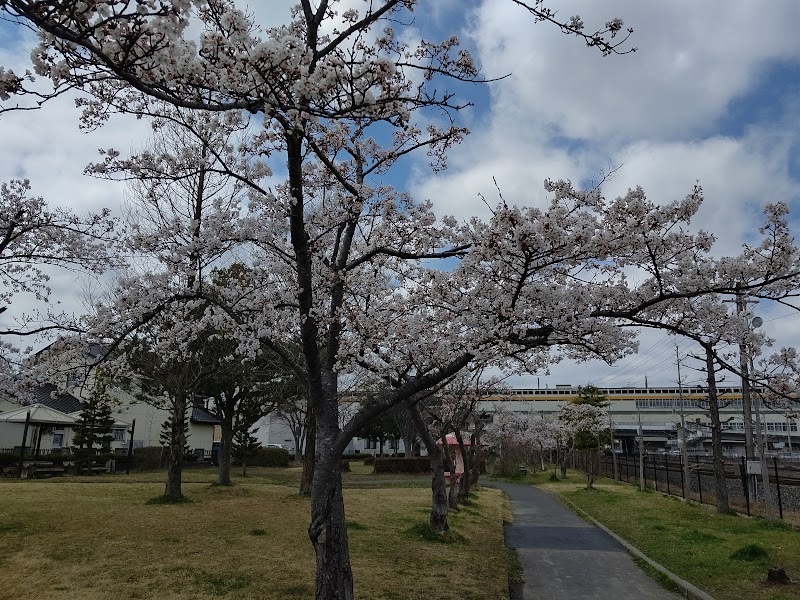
<box><xmin>609</xmin><ymin>408</ymin><xmax>618</xmax><ymax>483</ymax></box>
<box><xmin>125</xmin><ymin>419</ymin><xmax>136</xmax><ymax>475</ymax></box>
<box><xmin>724</xmin><ymin>285</ymin><xmax>758</xmax><ymax>503</ymax></box>
<box><xmin>752</xmin><ymin>361</ymin><xmax>775</xmax><ymax>520</ymax></box>
<box><xmin>677</xmin><ymin>347</ymin><xmax>691</xmax><ymax>501</ymax></box>
<box><xmin>637</xmin><ymin>409</ymin><xmax>645</xmax><ymax>491</ymax></box>
<box><xmin>725</xmin><ymin>286</ymin><xmax>755</xmax><ymax>460</ymax></box>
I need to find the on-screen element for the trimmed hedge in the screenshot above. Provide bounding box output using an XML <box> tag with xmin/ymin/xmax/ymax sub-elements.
<box><xmin>0</xmin><ymin>452</ymin><xmax>17</xmax><ymax>466</ymax></box>
<box><xmin>132</xmin><ymin>446</ymin><xmax>166</xmax><ymax>470</ymax></box>
<box><xmin>234</xmin><ymin>447</ymin><xmax>291</xmax><ymax>468</ymax></box>
<box><xmin>373</xmin><ymin>457</ymin><xmax>430</xmax><ymax>474</ymax></box>
<box><xmin>363</xmin><ymin>456</ymin><xmax>375</xmax><ymax>466</ymax></box>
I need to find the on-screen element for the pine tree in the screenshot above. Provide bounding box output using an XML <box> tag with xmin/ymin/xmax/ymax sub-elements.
<box><xmin>160</xmin><ymin>412</ymin><xmax>191</xmax><ymax>457</ymax></box>
<box><xmin>72</xmin><ymin>375</ymin><xmax>115</xmax><ymax>474</ymax></box>
<box><xmin>232</xmin><ymin>428</ymin><xmax>261</xmax><ymax>477</ymax></box>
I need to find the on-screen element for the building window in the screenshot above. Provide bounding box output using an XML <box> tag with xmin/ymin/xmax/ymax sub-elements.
<box><xmin>52</xmin><ymin>433</ymin><xmax>64</xmax><ymax>447</ymax></box>
<box><xmin>112</xmin><ymin>429</ymin><xmax>125</xmax><ymax>441</ymax></box>
<box><xmin>365</xmin><ymin>439</ymin><xmax>377</xmax><ymax>450</ymax></box>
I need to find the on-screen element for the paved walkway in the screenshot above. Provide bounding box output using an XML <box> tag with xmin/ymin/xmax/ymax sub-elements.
<box><xmin>490</xmin><ymin>482</ymin><xmax>682</xmax><ymax>600</ymax></box>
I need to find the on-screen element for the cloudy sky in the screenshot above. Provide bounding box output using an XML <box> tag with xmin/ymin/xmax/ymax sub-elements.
<box><xmin>1</xmin><ymin>1</ymin><xmax>799</xmax><ymax>389</ymax></box>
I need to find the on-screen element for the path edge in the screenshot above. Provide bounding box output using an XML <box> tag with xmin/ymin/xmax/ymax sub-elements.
<box><xmin>547</xmin><ymin>489</ymin><xmax>717</xmax><ymax>600</ymax></box>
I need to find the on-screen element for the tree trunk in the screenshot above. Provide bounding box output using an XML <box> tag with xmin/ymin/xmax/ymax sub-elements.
<box><xmin>402</xmin><ymin>430</ymin><xmax>416</xmax><ymax>457</ymax></box>
<box><xmin>469</xmin><ymin>437</ymin><xmax>485</xmax><ymax>488</ymax></box>
<box><xmin>705</xmin><ymin>346</ymin><xmax>732</xmax><ymax>514</ymax></box>
<box><xmin>454</xmin><ymin>429</ymin><xmax>471</xmax><ymax>503</ymax></box>
<box><xmin>571</xmin><ymin>438</ymin><xmax>577</xmax><ymax>469</ymax></box>
<box><xmin>300</xmin><ymin>404</ymin><xmax>316</xmax><ymax>496</ymax></box>
<box><xmin>540</xmin><ymin>447</ymin><xmax>545</xmax><ymax>471</ymax></box>
<box><xmin>293</xmin><ymin>429</ymin><xmax>303</xmax><ymax>462</ymax></box>
<box><xmin>309</xmin><ymin>438</ymin><xmax>354</xmax><ymax>600</ymax></box>
<box><xmin>241</xmin><ymin>456</ymin><xmax>248</xmax><ymax>478</ymax></box>
<box><xmin>218</xmin><ymin>417</ymin><xmax>234</xmax><ymax>486</ymax></box>
<box><xmin>440</xmin><ymin>437</ymin><xmax>459</xmax><ymax>510</ymax></box>
<box><xmin>165</xmin><ymin>395</ymin><xmax>187</xmax><ymax>499</ymax></box>
<box><xmin>409</xmin><ymin>403</ymin><xmax>449</xmax><ymax>530</ymax></box>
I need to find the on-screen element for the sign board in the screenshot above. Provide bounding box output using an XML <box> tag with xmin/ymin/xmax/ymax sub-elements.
<box><xmin>746</xmin><ymin>461</ymin><xmax>762</xmax><ymax>476</ymax></box>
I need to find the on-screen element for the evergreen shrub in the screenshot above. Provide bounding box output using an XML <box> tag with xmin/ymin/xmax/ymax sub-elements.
<box><xmin>373</xmin><ymin>457</ymin><xmax>430</xmax><ymax>474</ymax></box>
<box><xmin>237</xmin><ymin>447</ymin><xmax>290</xmax><ymax>468</ymax></box>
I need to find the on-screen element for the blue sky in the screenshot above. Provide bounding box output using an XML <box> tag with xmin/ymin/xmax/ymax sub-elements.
<box><xmin>0</xmin><ymin>1</ymin><xmax>799</xmax><ymax>388</ymax></box>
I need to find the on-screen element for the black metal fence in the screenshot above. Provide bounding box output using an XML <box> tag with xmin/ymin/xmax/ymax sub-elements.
<box><xmin>601</xmin><ymin>453</ymin><xmax>800</xmax><ymax>521</ymax></box>
<box><xmin>1</xmin><ymin>447</ymin><xmax>62</xmax><ymax>457</ymax></box>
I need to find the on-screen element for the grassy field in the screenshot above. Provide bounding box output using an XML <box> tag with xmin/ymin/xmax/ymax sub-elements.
<box><xmin>0</xmin><ymin>466</ymin><xmax>508</xmax><ymax>600</ymax></box>
<box><xmin>537</xmin><ymin>474</ymin><xmax>800</xmax><ymax>600</ymax></box>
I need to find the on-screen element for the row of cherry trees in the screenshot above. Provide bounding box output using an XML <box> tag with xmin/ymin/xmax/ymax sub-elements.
<box><xmin>2</xmin><ymin>2</ymin><xmax>800</xmax><ymax>598</ymax></box>
<box><xmin>484</xmin><ymin>397</ymin><xmax>607</xmax><ymax>480</ymax></box>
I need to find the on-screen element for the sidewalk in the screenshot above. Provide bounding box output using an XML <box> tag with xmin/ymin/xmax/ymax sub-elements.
<box><xmin>490</xmin><ymin>482</ymin><xmax>683</xmax><ymax>600</ymax></box>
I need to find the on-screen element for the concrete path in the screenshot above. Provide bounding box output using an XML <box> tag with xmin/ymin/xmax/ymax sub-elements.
<box><xmin>490</xmin><ymin>482</ymin><xmax>682</xmax><ymax>600</ymax></box>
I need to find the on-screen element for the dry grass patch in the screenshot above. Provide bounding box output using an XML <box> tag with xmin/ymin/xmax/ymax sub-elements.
<box><xmin>0</xmin><ymin>477</ymin><xmax>507</xmax><ymax>600</ymax></box>
<box><xmin>540</xmin><ymin>476</ymin><xmax>800</xmax><ymax>600</ymax></box>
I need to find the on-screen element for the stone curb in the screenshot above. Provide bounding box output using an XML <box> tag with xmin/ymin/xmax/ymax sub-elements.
<box><xmin>549</xmin><ymin>490</ymin><xmax>717</xmax><ymax>600</ymax></box>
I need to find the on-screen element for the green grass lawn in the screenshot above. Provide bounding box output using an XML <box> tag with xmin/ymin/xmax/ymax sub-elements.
<box><xmin>539</xmin><ymin>476</ymin><xmax>800</xmax><ymax>600</ymax></box>
<box><xmin>0</xmin><ymin>467</ymin><xmax>507</xmax><ymax>600</ymax></box>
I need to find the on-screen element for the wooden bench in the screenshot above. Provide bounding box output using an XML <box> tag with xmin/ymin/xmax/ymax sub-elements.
<box><xmin>518</xmin><ymin>465</ymin><xmax>528</xmax><ymax>475</ymax></box>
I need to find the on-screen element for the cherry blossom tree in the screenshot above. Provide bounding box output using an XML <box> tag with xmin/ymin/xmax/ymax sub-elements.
<box><xmin>7</xmin><ymin>3</ymin><xmax>800</xmax><ymax>599</ymax></box>
<box><xmin>275</xmin><ymin>395</ymin><xmax>309</xmax><ymax>463</ymax></box>
<box><xmin>484</xmin><ymin>404</ymin><xmax>526</xmax><ymax>476</ymax></box>
<box><xmin>409</xmin><ymin>370</ymin><xmax>499</xmax><ymax>527</ymax></box>
<box><xmin>0</xmin><ymin>179</ymin><xmax>117</xmax><ymax>391</ymax></box>
<box><xmin>80</xmin><ymin>108</ymin><xmax>259</xmax><ymax>499</ymax></box>
<box><xmin>521</xmin><ymin>413</ymin><xmax>559</xmax><ymax>471</ymax></box>
<box><xmin>407</xmin><ymin>391</ymin><xmax>452</xmax><ymax>532</ymax></box>
<box><xmin>558</xmin><ymin>401</ymin><xmax>606</xmax><ymax>488</ymax></box>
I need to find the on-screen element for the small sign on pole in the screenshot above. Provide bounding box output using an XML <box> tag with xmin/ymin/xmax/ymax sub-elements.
<box><xmin>746</xmin><ymin>460</ymin><xmax>761</xmax><ymax>476</ymax></box>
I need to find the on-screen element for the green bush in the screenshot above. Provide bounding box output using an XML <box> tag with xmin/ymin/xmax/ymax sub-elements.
<box><xmin>363</xmin><ymin>456</ymin><xmax>375</xmax><ymax>466</ymax></box>
<box><xmin>183</xmin><ymin>453</ymin><xmax>199</xmax><ymax>462</ymax></box>
<box><xmin>133</xmin><ymin>446</ymin><xmax>166</xmax><ymax>470</ymax></box>
<box><xmin>339</xmin><ymin>459</ymin><xmax>351</xmax><ymax>473</ymax></box>
<box><xmin>47</xmin><ymin>450</ymin><xmax>77</xmax><ymax>462</ymax></box>
<box><xmin>0</xmin><ymin>452</ymin><xmax>17</xmax><ymax>466</ymax></box>
<box><xmin>237</xmin><ymin>447</ymin><xmax>290</xmax><ymax>468</ymax></box>
<box><xmin>373</xmin><ymin>457</ymin><xmax>430</xmax><ymax>474</ymax></box>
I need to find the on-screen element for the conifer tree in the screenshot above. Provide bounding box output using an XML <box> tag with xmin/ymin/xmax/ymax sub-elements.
<box><xmin>160</xmin><ymin>411</ymin><xmax>191</xmax><ymax>457</ymax></box>
<box><xmin>232</xmin><ymin>428</ymin><xmax>261</xmax><ymax>477</ymax></box>
<box><xmin>72</xmin><ymin>374</ymin><xmax>115</xmax><ymax>474</ymax></box>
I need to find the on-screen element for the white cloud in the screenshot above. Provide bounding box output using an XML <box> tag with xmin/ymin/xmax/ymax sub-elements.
<box><xmin>1</xmin><ymin>1</ymin><xmax>799</xmax><ymax>385</ymax></box>
<box><xmin>601</xmin><ymin>133</ymin><xmax>798</xmax><ymax>256</ymax></box>
<box><xmin>469</xmin><ymin>0</ymin><xmax>800</xmax><ymax>144</ymax></box>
